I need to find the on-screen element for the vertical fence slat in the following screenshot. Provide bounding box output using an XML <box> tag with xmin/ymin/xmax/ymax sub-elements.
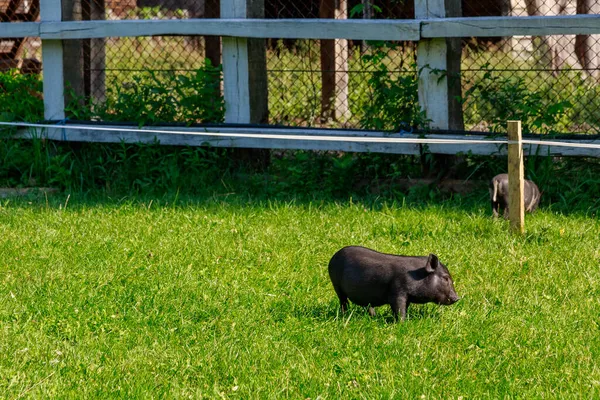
<box><xmin>221</xmin><ymin>0</ymin><xmax>268</xmax><ymax>124</ymax></box>
<box><xmin>508</xmin><ymin>120</ymin><xmax>525</xmax><ymax>234</ymax></box>
<box><xmin>221</xmin><ymin>0</ymin><xmax>250</xmax><ymax>123</ymax></box>
<box><xmin>222</xmin><ymin>37</ymin><xmax>251</xmax><ymax>123</ymax></box>
<box><xmin>415</xmin><ymin>0</ymin><xmax>463</xmax><ymax>130</ymax></box>
<box><xmin>41</xmin><ymin>0</ymin><xmax>65</xmax><ymax>121</ymax></box>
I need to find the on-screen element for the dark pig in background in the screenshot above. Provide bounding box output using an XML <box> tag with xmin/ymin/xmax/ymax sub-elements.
<box><xmin>489</xmin><ymin>173</ymin><xmax>541</xmax><ymax>218</ymax></box>
<box><xmin>328</xmin><ymin>246</ymin><xmax>460</xmax><ymax>322</ymax></box>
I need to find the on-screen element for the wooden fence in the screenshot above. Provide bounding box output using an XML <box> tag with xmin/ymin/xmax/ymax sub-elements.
<box><xmin>2</xmin><ymin>0</ymin><xmax>600</xmax><ymax>156</ymax></box>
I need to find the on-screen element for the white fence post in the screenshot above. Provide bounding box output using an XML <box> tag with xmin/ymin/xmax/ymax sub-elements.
<box><xmin>40</xmin><ymin>0</ymin><xmax>65</xmax><ymax>121</ymax></box>
<box><xmin>415</xmin><ymin>0</ymin><xmax>463</xmax><ymax>130</ymax></box>
<box><xmin>220</xmin><ymin>0</ymin><xmax>268</xmax><ymax>124</ymax></box>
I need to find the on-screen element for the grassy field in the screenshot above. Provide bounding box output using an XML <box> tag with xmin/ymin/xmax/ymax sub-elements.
<box><xmin>1</xmin><ymin>192</ymin><xmax>599</xmax><ymax>398</ymax></box>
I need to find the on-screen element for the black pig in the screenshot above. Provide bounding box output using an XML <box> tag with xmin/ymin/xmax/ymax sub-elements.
<box><xmin>489</xmin><ymin>173</ymin><xmax>541</xmax><ymax>218</ymax></box>
<box><xmin>328</xmin><ymin>246</ymin><xmax>460</xmax><ymax>321</ymax></box>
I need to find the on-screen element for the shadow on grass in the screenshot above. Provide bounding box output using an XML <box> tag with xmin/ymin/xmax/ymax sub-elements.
<box><xmin>2</xmin><ymin>137</ymin><xmax>600</xmax><ymax>216</ymax></box>
<box><xmin>5</xmin><ymin>160</ymin><xmax>600</xmax><ymax>219</ymax></box>
<box><xmin>286</xmin><ymin>302</ymin><xmax>340</xmax><ymax>321</ymax></box>
<box><xmin>8</xmin><ymin>181</ymin><xmax>493</xmax><ymax>216</ymax></box>
<box><xmin>287</xmin><ymin>301</ymin><xmax>443</xmax><ymax>324</ymax></box>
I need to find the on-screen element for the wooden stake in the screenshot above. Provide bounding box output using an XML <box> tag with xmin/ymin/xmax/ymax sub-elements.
<box><xmin>508</xmin><ymin>120</ymin><xmax>525</xmax><ymax>235</ymax></box>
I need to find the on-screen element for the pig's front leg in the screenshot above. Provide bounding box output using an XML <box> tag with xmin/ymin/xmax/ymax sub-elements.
<box><xmin>390</xmin><ymin>295</ymin><xmax>409</xmax><ymax>322</ymax></box>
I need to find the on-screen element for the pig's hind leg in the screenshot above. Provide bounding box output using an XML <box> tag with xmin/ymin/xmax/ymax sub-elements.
<box><xmin>332</xmin><ymin>284</ymin><xmax>349</xmax><ymax>313</ymax></box>
<box><xmin>491</xmin><ymin>201</ymin><xmax>500</xmax><ymax>218</ymax></box>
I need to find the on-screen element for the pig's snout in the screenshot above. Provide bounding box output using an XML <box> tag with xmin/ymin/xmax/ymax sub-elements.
<box><xmin>446</xmin><ymin>293</ymin><xmax>460</xmax><ymax>305</ymax></box>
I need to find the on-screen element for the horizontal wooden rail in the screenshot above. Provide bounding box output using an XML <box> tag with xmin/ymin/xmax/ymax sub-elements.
<box><xmin>0</xmin><ymin>21</ymin><xmax>39</xmax><ymax>37</ymax></box>
<box><xmin>42</xmin><ymin>19</ymin><xmax>421</xmax><ymax>40</ymax></box>
<box><xmin>421</xmin><ymin>14</ymin><xmax>600</xmax><ymax>37</ymax></box>
<box><xmin>13</xmin><ymin>125</ymin><xmax>600</xmax><ymax>157</ymax></box>
<box><xmin>3</xmin><ymin>14</ymin><xmax>600</xmax><ymax>40</ymax></box>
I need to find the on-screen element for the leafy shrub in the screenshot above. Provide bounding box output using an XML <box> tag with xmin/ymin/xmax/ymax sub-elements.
<box><xmin>462</xmin><ymin>64</ymin><xmax>573</xmax><ymax>134</ymax></box>
<box><xmin>0</xmin><ymin>65</ymin><xmax>228</xmax><ymax>192</ymax></box>
<box><xmin>0</xmin><ymin>138</ymin><xmax>233</xmax><ymax>193</ymax></box>
<box><xmin>67</xmin><ymin>59</ymin><xmax>224</xmax><ymax>125</ymax></box>
<box><xmin>356</xmin><ymin>43</ymin><xmax>426</xmax><ymax>131</ymax></box>
<box><xmin>0</xmin><ymin>70</ymin><xmax>43</xmax><ymax>123</ymax></box>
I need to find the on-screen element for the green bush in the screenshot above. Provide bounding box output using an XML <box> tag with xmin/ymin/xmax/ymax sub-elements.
<box><xmin>67</xmin><ymin>59</ymin><xmax>224</xmax><ymax>125</ymax></box>
<box><xmin>0</xmin><ymin>137</ymin><xmax>233</xmax><ymax>193</ymax></box>
<box><xmin>462</xmin><ymin>64</ymin><xmax>573</xmax><ymax>134</ymax></box>
<box><xmin>355</xmin><ymin>42</ymin><xmax>425</xmax><ymax>131</ymax></box>
<box><xmin>0</xmin><ymin>65</ymin><xmax>227</xmax><ymax>192</ymax></box>
<box><xmin>0</xmin><ymin>70</ymin><xmax>43</xmax><ymax>123</ymax></box>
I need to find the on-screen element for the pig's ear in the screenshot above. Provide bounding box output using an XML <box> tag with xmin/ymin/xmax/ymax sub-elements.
<box><xmin>425</xmin><ymin>253</ymin><xmax>439</xmax><ymax>273</ymax></box>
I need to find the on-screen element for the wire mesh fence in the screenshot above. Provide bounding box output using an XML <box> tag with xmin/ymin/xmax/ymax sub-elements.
<box><xmin>0</xmin><ymin>0</ymin><xmax>40</xmax><ymax>74</ymax></box>
<box><xmin>462</xmin><ymin>0</ymin><xmax>600</xmax><ymax>134</ymax></box>
<box><xmin>3</xmin><ymin>0</ymin><xmax>600</xmax><ymax>135</ymax></box>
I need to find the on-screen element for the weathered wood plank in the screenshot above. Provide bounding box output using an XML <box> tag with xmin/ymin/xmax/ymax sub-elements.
<box><xmin>522</xmin><ymin>140</ymin><xmax>600</xmax><ymax>157</ymax></box>
<box><xmin>417</xmin><ymin>39</ymin><xmax>450</xmax><ymax>129</ymax></box>
<box><xmin>222</xmin><ymin>37</ymin><xmax>251</xmax><ymax>123</ymax></box>
<box><xmin>221</xmin><ymin>0</ymin><xmax>268</xmax><ymax>125</ymax></box>
<box><xmin>11</xmin><ymin>125</ymin><xmax>600</xmax><ymax>157</ymax></box>
<box><xmin>0</xmin><ymin>22</ymin><xmax>39</xmax><ymax>38</ymax></box>
<box><xmin>16</xmin><ymin>126</ymin><xmax>423</xmax><ymax>154</ymax></box>
<box><xmin>40</xmin><ymin>0</ymin><xmax>61</xmax><ymax>20</ymax></box>
<box><xmin>40</xmin><ymin>19</ymin><xmax>420</xmax><ymax>40</ymax></box>
<box><xmin>508</xmin><ymin>120</ymin><xmax>525</xmax><ymax>235</ymax></box>
<box><xmin>221</xmin><ymin>0</ymin><xmax>247</xmax><ymax>18</ymax></box>
<box><xmin>40</xmin><ymin>0</ymin><xmax>65</xmax><ymax>121</ymax></box>
<box><xmin>416</xmin><ymin>0</ymin><xmax>449</xmax><ymax>130</ymax></box>
<box><xmin>6</xmin><ymin>15</ymin><xmax>600</xmax><ymax>41</ymax></box>
<box><xmin>41</xmin><ymin>41</ymin><xmax>66</xmax><ymax>120</ymax></box>
<box><xmin>422</xmin><ymin>14</ymin><xmax>600</xmax><ymax>38</ymax></box>
<box><xmin>416</xmin><ymin>0</ymin><xmax>463</xmax><ymax>131</ymax></box>
<box><xmin>221</xmin><ymin>0</ymin><xmax>248</xmax><ymax>125</ymax></box>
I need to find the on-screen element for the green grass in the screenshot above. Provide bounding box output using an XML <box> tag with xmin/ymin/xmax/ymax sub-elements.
<box><xmin>1</xmin><ymin>193</ymin><xmax>600</xmax><ymax>397</ymax></box>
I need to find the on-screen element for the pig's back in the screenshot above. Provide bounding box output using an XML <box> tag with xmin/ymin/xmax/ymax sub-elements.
<box><xmin>328</xmin><ymin>246</ymin><xmax>399</xmax><ymax>307</ymax></box>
